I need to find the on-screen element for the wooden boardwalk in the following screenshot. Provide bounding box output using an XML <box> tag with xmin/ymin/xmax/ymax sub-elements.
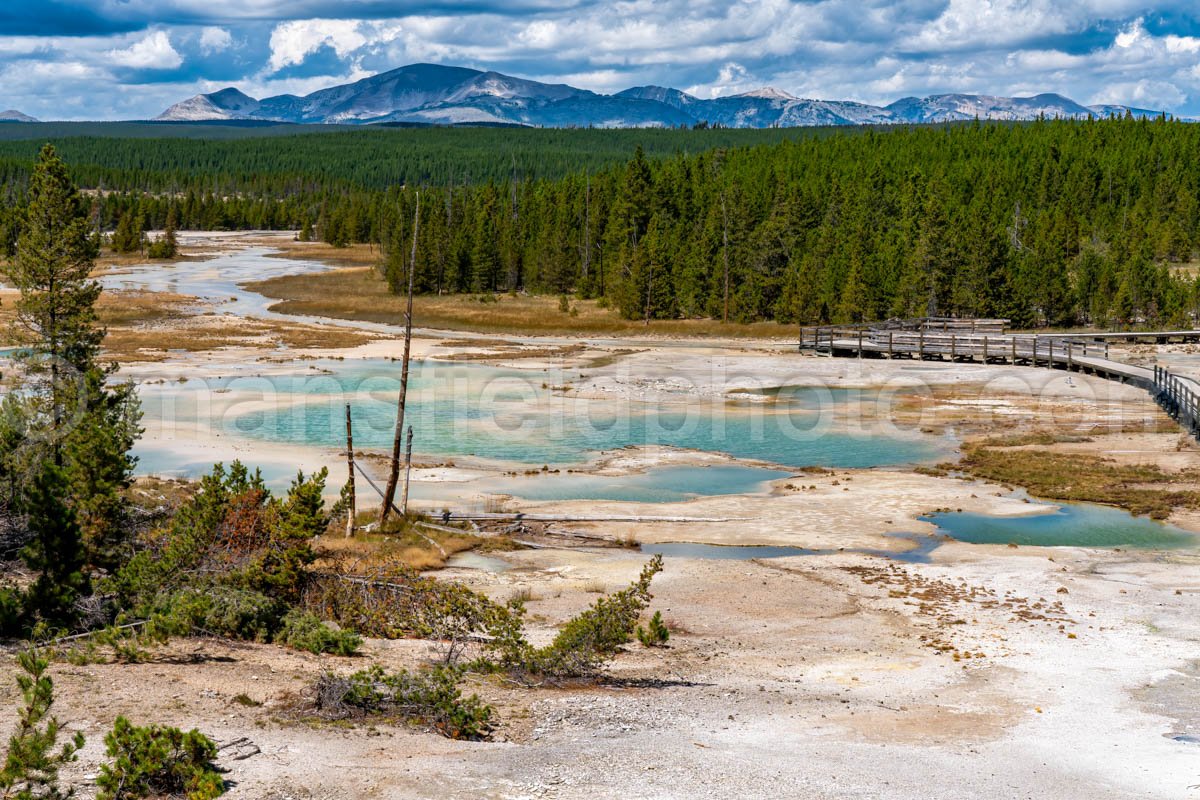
<box><xmin>799</xmin><ymin>322</ymin><xmax>1200</xmax><ymax>438</ymax></box>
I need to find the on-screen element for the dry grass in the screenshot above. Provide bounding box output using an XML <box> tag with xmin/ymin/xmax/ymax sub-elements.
<box><xmin>97</xmin><ymin>289</ymin><xmax>195</xmax><ymax>327</ymax></box>
<box><xmin>316</xmin><ymin>516</ymin><xmax>481</xmax><ymax>572</ymax></box>
<box><xmin>476</xmin><ymin>535</ymin><xmax>523</xmax><ymax>553</ymax></box>
<box><xmin>247</xmin><ymin>267</ymin><xmax>801</xmax><ymax>339</ymax></box>
<box><xmin>127</xmin><ymin>475</ymin><xmax>199</xmax><ymax>511</ymax></box>
<box><xmin>508</xmin><ymin>587</ymin><xmax>538</xmax><ymax>603</ymax></box>
<box><xmin>102</xmin><ymin>314</ymin><xmax>375</xmax><ymax>362</ymax></box>
<box><xmin>266</xmin><ymin>240</ymin><xmax>383</xmax><ymax>269</ymax></box>
<box><xmin>438</xmin><ymin>343</ymin><xmax>587</xmax><ymax>361</ymax></box>
<box><xmin>0</xmin><ymin>288</ymin><xmax>198</xmax><ymax>350</ymax></box>
<box><xmin>958</xmin><ymin>437</ymin><xmax>1200</xmax><ymax>519</ymax></box>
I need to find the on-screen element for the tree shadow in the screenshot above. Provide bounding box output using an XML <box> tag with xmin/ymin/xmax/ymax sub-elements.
<box><xmin>598</xmin><ymin>676</ymin><xmax>714</xmax><ymax>690</ymax></box>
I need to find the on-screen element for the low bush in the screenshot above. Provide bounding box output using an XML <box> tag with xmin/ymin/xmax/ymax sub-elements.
<box><xmin>96</xmin><ymin>717</ymin><xmax>224</xmax><ymax>800</ymax></box>
<box><xmin>636</xmin><ymin>610</ymin><xmax>670</xmax><ymax>647</ymax></box>
<box><xmin>309</xmin><ymin>665</ymin><xmax>493</xmax><ymax>740</ymax></box>
<box><xmin>159</xmin><ymin>587</ymin><xmax>282</xmax><ymax>643</ymax></box>
<box><xmin>302</xmin><ymin>558</ymin><xmax>510</xmax><ymax>644</ymax></box>
<box><xmin>486</xmin><ymin>556</ymin><xmax>664</xmax><ymax>680</ymax></box>
<box><xmin>273</xmin><ymin>609</ymin><xmax>361</xmax><ymax>656</ymax></box>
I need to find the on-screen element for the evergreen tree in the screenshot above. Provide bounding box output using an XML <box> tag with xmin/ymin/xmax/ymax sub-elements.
<box><xmin>110</xmin><ymin>211</ymin><xmax>143</xmax><ymax>254</ymax></box>
<box><xmin>0</xmin><ymin>648</ymin><xmax>84</xmax><ymax>799</ymax></box>
<box><xmin>146</xmin><ymin>205</ymin><xmax>178</xmax><ymax>259</ymax></box>
<box><xmin>471</xmin><ymin>188</ymin><xmax>502</xmax><ymax>292</ymax></box>
<box><xmin>1</xmin><ymin>145</ymin><xmax>141</xmax><ymax>597</ymax></box>
<box><xmin>19</xmin><ymin>462</ymin><xmax>89</xmax><ymax>628</ymax></box>
<box><xmin>10</xmin><ymin>144</ymin><xmax>103</xmax><ymax>453</ymax></box>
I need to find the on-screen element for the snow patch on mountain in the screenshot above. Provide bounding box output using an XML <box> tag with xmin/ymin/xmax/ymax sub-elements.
<box><xmin>734</xmin><ymin>87</ymin><xmax>798</xmax><ymax>101</ymax></box>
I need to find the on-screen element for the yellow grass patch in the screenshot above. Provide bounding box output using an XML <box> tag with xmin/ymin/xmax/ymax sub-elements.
<box><xmin>248</xmin><ymin>267</ymin><xmax>800</xmax><ymax>339</ymax></box>
<box><xmin>265</xmin><ymin>240</ymin><xmax>383</xmax><ymax>269</ymax></box>
<box><xmin>101</xmin><ymin>315</ymin><xmax>376</xmax><ymax>362</ymax></box>
<box><xmin>316</xmin><ymin>522</ymin><xmax>480</xmax><ymax>572</ymax></box>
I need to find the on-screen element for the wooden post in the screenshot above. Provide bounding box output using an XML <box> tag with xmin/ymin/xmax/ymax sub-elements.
<box><xmin>1011</xmin><ymin>337</ymin><xmax>1017</xmax><ymax>364</ymax></box>
<box><xmin>918</xmin><ymin>329</ymin><xmax>925</xmax><ymax>359</ymax></box>
<box><xmin>400</xmin><ymin>425</ymin><xmax>414</xmax><ymax>517</ymax></box>
<box><xmin>982</xmin><ymin>336</ymin><xmax>989</xmax><ymax>363</ymax></box>
<box><xmin>888</xmin><ymin>331</ymin><xmax>894</xmax><ymax>359</ymax></box>
<box><xmin>1048</xmin><ymin>339</ymin><xmax>1054</xmax><ymax>369</ymax></box>
<box><xmin>344</xmin><ymin>404</ymin><xmax>356</xmax><ymax>538</ymax></box>
<box><xmin>950</xmin><ymin>334</ymin><xmax>956</xmax><ymax>361</ymax></box>
<box><xmin>857</xmin><ymin>329</ymin><xmax>863</xmax><ymax>358</ymax></box>
<box><xmin>1067</xmin><ymin>341</ymin><xmax>1073</xmax><ymax>372</ymax></box>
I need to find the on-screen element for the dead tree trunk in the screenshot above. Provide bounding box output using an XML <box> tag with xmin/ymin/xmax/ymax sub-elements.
<box><xmin>400</xmin><ymin>425</ymin><xmax>414</xmax><ymax>516</ymax></box>
<box><xmin>344</xmin><ymin>404</ymin><xmax>356</xmax><ymax>537</ymax></box>
<box><xmin>381</xmin><ymin>193</ymin><xmax>420</xmax><ymax>523</ymax></box>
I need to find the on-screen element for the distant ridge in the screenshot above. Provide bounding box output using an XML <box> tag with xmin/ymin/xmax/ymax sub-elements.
<box><xmin>0</xmin><ymin>109</ymin><xmax>38</xmax><ymax>123</ymax></box>
<box><xmin>156</xmin><ymin>63</ymin><xmax>1168</xmax><ymax>129</ymax></box>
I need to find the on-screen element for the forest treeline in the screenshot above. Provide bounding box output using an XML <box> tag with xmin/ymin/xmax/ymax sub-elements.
<box><xmin>3</xmin><ymin>118</ymin><xmax>1200</xmax><ymax>327</ymax></box>
<box><xmin>378</xmin><ymin>118</ymin><xmax>1200</xmax><ymax>328</ymax></box>
<box><xmin>0</xmin><ymin>125</ymin><xmax>828</xmax><ymax>193</ymax></box>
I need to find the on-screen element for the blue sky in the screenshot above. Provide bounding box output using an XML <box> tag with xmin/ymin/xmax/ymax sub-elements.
<box><xmin>2</xmin><ymin>1</ymin><xmax>1200</xmax><ymax>119</ymax></box>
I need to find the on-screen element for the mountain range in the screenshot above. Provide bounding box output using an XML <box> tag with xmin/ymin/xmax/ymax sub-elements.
<box><xmin>0</xmin><ymin>109</ymin><xmax>38</xmax><ymax>123</ymax></box>
<box><xmin>157</xmin><ymin>63</ymin><xmax>1164</xmax><ymax>128</ymax></box>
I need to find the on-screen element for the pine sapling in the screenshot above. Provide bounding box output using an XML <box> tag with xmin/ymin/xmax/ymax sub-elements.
<box><xmin>636</xmin><ymin>610</ymin><xmax>670</xmax><ymax>647</ymax></box>
<box><xmin>0</xmin><ymin>647</ymin><xmax>84</xmax><ymax>800</ymax></box>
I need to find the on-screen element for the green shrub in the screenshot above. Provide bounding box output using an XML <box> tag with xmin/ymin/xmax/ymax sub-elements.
<box><xmin>487</xmin><ymin>556</ymin><xmax>664</xmax><ymax>679</ymax></box>
<box><xmin>302</xmin><ymin>560</ymin><xmax>512</xmax><ymax>645</ymax></box>
<box><xmin>274</xmin><ymin>609</ymin><xmax>361</xmax><ymax>656</ymax></box>
<box><xmin>60</xmin><ymin>620</ymin><xmax>174</xmax><ymax>665</ymax></box>
<box><xmin>310</xmin><ymin>665</ymin><xmax>492</xmax><ymax>740</ymax></box>
<box><xmin>0</xmin><ymin>588</ymin><xmax>22</xmax><ymax>637</ymax></box>
<box><xmin>96</xmin><ymin>717</ymin><xmax>224</xmax><ymax>800</ymax></box>
<box><xmin>636</xmin><ymin>610</ymin><xmax>670</xmax><ymax>647</ymax></box>
<box><xmin>108</xmin><ymin>463</ymin><xmax>329</xmax><ymax>613</ymax></box>
<box><xmin>0</xmin><ymin>647</ymin><xmax>84</xmax><ymax>800</ymax></box>
<box><xmin>160</xmin><ymin>587</ymin><xmax>282</xmax><ymax>642</ymax></box>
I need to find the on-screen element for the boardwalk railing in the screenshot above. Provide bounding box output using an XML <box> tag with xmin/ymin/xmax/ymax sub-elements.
<box><xmin>800</xmin><ymin>326</ymin><xmax>1110</xmax><ymax>364</ymax></box>
<box><xmin>800</xmin><ymin>318</ymin><xmax>1200</xmax><ymax>440</ymax></box>
<box><xmin>1152</xmin><ymin>365</ymin><xmax>1200</xmax><ymax>436</ymax></box>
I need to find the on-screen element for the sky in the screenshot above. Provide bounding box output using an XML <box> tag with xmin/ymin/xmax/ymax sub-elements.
<box><xmin>3</xmin><ymin>1</ymin><xmax>1200</xmax><ymax>120</ymax></box>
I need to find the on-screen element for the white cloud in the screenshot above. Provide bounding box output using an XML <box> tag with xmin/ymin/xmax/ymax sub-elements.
<box><xmin>107</xmin><ymin>31</ymin><xmax>183</xmax><ymax>70</ymax></box>
<box><xmin>198</xmin><ymin>27</ymin><xmax>233</xmax><ymax>54</ymax></box>
<box><xmin>267</xmin><ymin>19</ymin><xmax>403</xmax><ymax>72</ymax></box>
<box><xmin>688</xmin><ymin>63</ymin><xmax>759</xmax><ymax>99</ymax></box>
<box><xmin>6</xmin><ymin>1</ymin><xmax>1200</xmax><ymax>119</ymax></box>
<box><xmin>1091</xmin><ymin>79</ymin><xmax>1186</xmax><ymax>108</ymax></box>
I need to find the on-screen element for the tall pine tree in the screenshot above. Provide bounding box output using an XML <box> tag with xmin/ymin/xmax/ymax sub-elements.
<box><xmin>2</xmin><ymin>144</ymin><xmax>141</xmax><ymax>598</ymax></box>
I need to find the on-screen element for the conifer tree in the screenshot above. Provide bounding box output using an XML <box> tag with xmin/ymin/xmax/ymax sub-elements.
<box><xmin>19</xmin><ymin>462</ymin><xmax>89</xmax><ymax>628</ymax></box>
<box><xmin>0</xmin><ymin>647</ymin><xmax>84</xmax><ymax>800</ymax></box>
<box><xmin>147</xmin><ymin>205</ymin><xmax>178</xmax><ymax>259</ymax></box>
<box><xmin>10</xmin><ymin>144</ymin><xmax>103</xmax><ymax>454</ymax></box>
<box><xmin>2</xmin><ymin>145</ymin><xmax>141</xmax><ymax>586</ymax></box>
<box><xmin>110</xmin><ymin>211</ymin><xmax>143</xmax><ymax>254</ymax></box>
